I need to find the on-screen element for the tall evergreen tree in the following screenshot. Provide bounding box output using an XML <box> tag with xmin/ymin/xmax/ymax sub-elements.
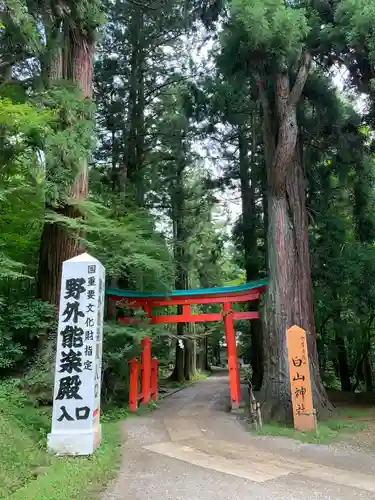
<box><xmin>36</xmin><ymin>1</ymin><xmax>104</xmax><ymax>306</ymax></box>
<box><xmin>219</xmin><ymin>0</ymin><xmax>332</xmax><ymax>419</ymax></box>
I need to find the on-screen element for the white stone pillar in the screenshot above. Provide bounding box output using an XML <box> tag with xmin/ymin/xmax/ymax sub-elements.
<box><xmin>47</xmin><ymin>253</ymin><xmax>105</xmax><ymax>455</ymax></box>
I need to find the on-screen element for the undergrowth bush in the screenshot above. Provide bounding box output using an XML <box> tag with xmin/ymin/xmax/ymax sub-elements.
<box><xmin>0</xmin><ymin>299</ymin><xmax>56</xmax><ymax>373</ymax></box>
<box><xmin>101</xmin><ymin>322</ymin><xmax>170</xmax><ymax>404</ymax></box>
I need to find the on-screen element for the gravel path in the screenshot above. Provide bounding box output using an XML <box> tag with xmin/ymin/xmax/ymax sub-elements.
<box><xmin>102</xmin><ymin>371</ymin><xmax>375</xmax><ymax>500</ymax></box>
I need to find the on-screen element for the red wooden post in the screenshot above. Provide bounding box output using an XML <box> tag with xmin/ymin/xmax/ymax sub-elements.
<box><xmin>143</xmin><ymin>302</ymin><xmax>151</xmax><ymax>317</ymax></box>
<box><xmin>129</xmin><ymin>358</ymin><xmax>139</xmax><ymax>412</ymax></box>
<box><xmin>228</xmin><ymin>355</ymin><xmax>240</xmax><ymax>408</ymax></box>
<box><xmin>151</xmin><ymin>357</ymin><xmax>158</xmax><ymax>401</ymax></box>
<box><xmin>223</xmin><ymin>302</ymin><xmax>241</xmax><ymax>409</ymax></box>
<box><xmin>182</xmin><ymin>304</ymin><xmax>190</xmax><ymax>321</ymax></box>
<box><xmin>141</xmin><ymin>336</ymin><xmax>151</xmax><ymax>404</ymax></box>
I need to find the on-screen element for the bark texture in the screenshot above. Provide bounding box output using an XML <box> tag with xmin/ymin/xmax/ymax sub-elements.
<box><xmin>37</xmin><ymin>18</ymin><xmax>93</xmax><ymax>306</ymax></box>
<box><xmin>258</xmin><ymin>58</ymin><xmax>332</xmax><ymax>421</ymax></box>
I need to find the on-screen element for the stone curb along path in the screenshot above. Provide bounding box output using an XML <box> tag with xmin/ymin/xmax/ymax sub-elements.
<box><xmin>103</xmin><ymin>371</ymin><xmax>375</xmax><ymax>500</ymax></box>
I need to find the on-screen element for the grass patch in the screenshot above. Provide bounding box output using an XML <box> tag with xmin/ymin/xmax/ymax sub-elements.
<box><xmin>0</xmin><ymin>380</ymin><xmax>122</xmax><ymax>500</ymax></box>
<box><xmin>191</xmin><ymin>370</ymin><xmax>211</xmax><ymax>382</ymax></box>
<box><xmin>127</xmin><ymin>400</ymin><xmax>159</xmax><ymax>416</ymax></box>
<box><xmin>9</xmin><ymin>422</ymin><xmax>121</xmax><ymax>500</ymax></box>
<box><xmin>334</xmin><ymin>407</ymin><xmax>373</xmax><ymax>419</ymax></box>
<box><xmin>258</xmin><ymin>414</ymin><xmax>367</xmax><ymax>444</ymax></box>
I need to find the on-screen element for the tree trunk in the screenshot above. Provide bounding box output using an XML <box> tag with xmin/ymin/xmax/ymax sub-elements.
<box><xmin>363</xmin><ymin>352</ymin><xmax>373</xmax><ymax>392</ymax></box>
<box><xmin>196</xmin><ymin>341</ymin><xmax>204</xmax><ymax>370</ymax></box>
<box><xmin>197</xmin><ymin>335</ymin><xmax>210</xmax><ymax>371</ymax></box>
<box><xmin>122</xmin><ymin>6</ymin><xmax>145</xmax><ymax>204</ymax></box>
<box><xmin>135</xmin><ymin>22</ymin><xmax>145</xmax><ymax>205</ymax></box>
<box><xmin>184</xmin><ymin>339</ymin><xmax>193</xmax><ymax>380</ymax></box>
<box><xmin>258</xmin><ymin>66</ymin><xmax>331</xmax><ymax>421</ymax></box>
<box><xmin>37</xmin><ymin>213</ymin><xmax>85</xmax><ymax>306</ymax></box>
<box><xmin>184</xmin><ymin>327</ymin><xmax>192</xmax><ymax>380</ymax></box>
<box><xmin>238</xmin><ymin>116</ymin><xmax>263</xmax><ymax>390</ymax></box>
<box><xmin>171</xmin><ymin>164</ymin><xmax>189</xmax><ymax>381</ymax></box>
<box><xmin>239</xmin><ymin>122</ymin><xmax>259</xmax><ymax>283</ymax></box>
<box><xmin>212</xmin><ymin>339</ymin><xmax>221</xmax><ymax>365</ymax></box>
<box><xmin>37</xmin><ymin>22</ymin><xmax>93</xmax><ymax>307</ymax></box>
<box><xmin>261</xmin><ymin>162</ymin><xmax>268</xmax><ymax>272</ymax></box>
<box><xmin>184</xmin><ymin>319</ymin><xmax>197</xmax><ymax>380</ymax></box>
<box><xmin>173</xmin><ymin>323</ymin><xmax>185</xmax><ymax>382</ymax></box>
<box><xmin>191</xmin><ymin>323</ymin><xmax>198</xmax><ymax>376</ymax></box>
<box><xmin>204</xmin><ymin>335</ymin><xmax>210</xmax><ymax>370</ymax></box>
<box><xmin>261</xmin><ymin>193</ymin><xmax>298</xmax><ymax>420</ymax></box>
<box><xmin>335</xmin><ymin>332</ymin><xmax>351</xmax><ymax>391</ymax></box>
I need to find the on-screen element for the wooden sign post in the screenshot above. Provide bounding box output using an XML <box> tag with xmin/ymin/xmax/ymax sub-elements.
<box><xmin>286</xmin><ymin>325</ymin><xmax>315</xmax><ymax>431</ymax></box>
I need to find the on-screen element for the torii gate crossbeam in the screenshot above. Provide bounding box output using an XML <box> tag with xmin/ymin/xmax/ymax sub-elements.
<box><xmin>106</xmin><ymin>278</ymin><xmax>267</xmax><ymax>409</ymax></box>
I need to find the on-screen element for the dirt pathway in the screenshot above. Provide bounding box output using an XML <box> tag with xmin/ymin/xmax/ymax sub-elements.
<box><xmin>103</xmin><ymin>371</ymin><xmax>375</xmax><ymax>500</ymax></box>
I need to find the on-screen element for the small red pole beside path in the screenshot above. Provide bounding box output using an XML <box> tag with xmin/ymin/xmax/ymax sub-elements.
<box><xmin>129</xmin><ymin>336</ymin><xmax>158</xmax><ymax>412</ymax></box>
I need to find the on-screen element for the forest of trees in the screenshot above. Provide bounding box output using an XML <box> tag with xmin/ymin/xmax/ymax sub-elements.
<box><xmin>2</xmin><ymin>0</ymin><xmax>375</xmax><ymax>423</ymax></box>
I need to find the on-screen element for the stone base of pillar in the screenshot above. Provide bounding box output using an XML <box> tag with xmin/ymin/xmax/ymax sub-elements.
<box><xmin>47</xmin><ymin>426</ymin><xmax>102</xmax><ymax>456</ymax></box>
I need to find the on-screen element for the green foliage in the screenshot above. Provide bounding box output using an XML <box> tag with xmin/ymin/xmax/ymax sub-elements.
<box><xmin>101</xmin><ymin>321</ymin><xmax>176</xmax><ymax>403</ymax></box>
<box><xmin>0</xmin><ymin>94</ymin><xmax>58</xmax><ymax>373</ymax></box>
<box><xmin>0</xmin><ymin>97</ymin><xmax>52</xmax><ymax>136</ymax></box>
<box><xmin>303</xmin><ymin>80</ymin><xmax>375</xmax><ymax>391</ymax></box>
<box><xmin>231</xmin><ymin>0</ymin><xmax>309</xmax><ymax>63</ymax></box>
<box><xmin>0</xmin><ymin>330</ymin><xmax>24</xmax><ymax>370</ymax></box>
<box><xmin>1</xmin><ymin>0</ymin><xmax>42</xmax><ymax>60</ymax></box>
<box><xmin>335</xmin><ymin>0</ymin><xmax>375</xmax><ymax>64</ymax></box>
<box><xmin>70</xmin><ymin>0</ymin><xmax>106</xmax><ymax>36</ymax></box>
<box><xmin>39</xmin><ymin>84</ymin><xmax>96</xmax><ymax>206</ymax></box>
<box><xmin>220</xmin><ymin>0</ymin><xmax>310</xmax><ymax>77</ymax></box>
<box><xmin>5</xmin><ymin>300</ymin><xmax>56</xmax><ymax>340</ymax></box>
<box><xmin>0</xmin><ymin>381</ymin><xmax>50</xmax><ymax>497</ymax></box>
<box><xmin>0</xmin><ymin>299</ymin><xmax>56</xmax><ymax>372</ymax></box>
<box><xmin>101</xmin><ymin>322</ymin><xmax>142</xmax><ymax>404</ymax></box>
<box><xmin>44</xmin><ymin>199</ymin><xmax>173</xmax><ymax>289</ymax></box>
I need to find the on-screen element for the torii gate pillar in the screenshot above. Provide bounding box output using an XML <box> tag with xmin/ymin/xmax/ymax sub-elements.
<box><xmin>223</xmin><ymin>302</ymin><xmax>241</xmax><ymax>409</ymax></box>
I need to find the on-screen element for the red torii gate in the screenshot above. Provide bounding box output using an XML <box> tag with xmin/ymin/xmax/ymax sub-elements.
<box><xmin>106</xmin><ymin>279</ymin><xmax>267</xmax><ymax>409</ymax></box>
